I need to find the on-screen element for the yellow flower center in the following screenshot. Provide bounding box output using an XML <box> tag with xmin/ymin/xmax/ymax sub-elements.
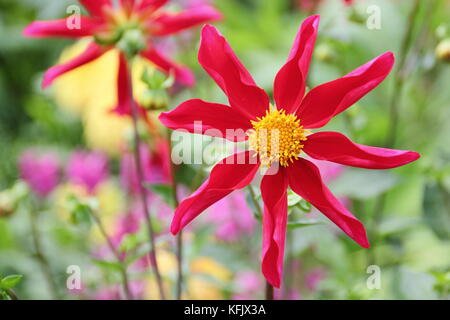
<box><xmin>248</xmin><ymin>109</ymin><xmax>307</xmax><ymax>167</ymax></box>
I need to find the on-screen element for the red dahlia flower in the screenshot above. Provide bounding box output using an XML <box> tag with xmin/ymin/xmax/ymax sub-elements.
<box><xmin>159</xmin><ymin>15</ymin><xmax>420</xmax><ymax>287</ymax></box>
<box><xmin>23</xmin><ymin>0</ymin><xmax>222</xmax><ymax>115</ymax></box>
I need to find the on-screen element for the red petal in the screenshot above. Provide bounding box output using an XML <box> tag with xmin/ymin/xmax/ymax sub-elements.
<box><xmin>159</xmin><ymin>99</ymin><xmax>252</xmax><ymax>142</ymax></box>
<box><xmin>137</xmin><ymin>0</ymin><xmax>168</xmax><ymax>12</ymax></box>
<box><xmin>140</xmin><ymin>46</ymin><xmax>195</xmax><ymax>86</ymax></box>
<box><xmin>274</xmin><ymin>15</ymin><xmax>319</xmax><ymax>114</ymax></box>
<box><xmin>112</xmin><ymin>52</ymin><xmax>132</xmax><ymax>115</ymax></box>
<box><xmin>304</xmin><ymin>131</ymin><xmax>421</xmax><ymax>169</ymax></box>
<box><xmin>42</xmin><ymin>42</ymin><xmax>108</xmax><ymax>88</ymax></box>
<box><xmin>151</xmin><ymin>6</ymin><xmax>222</xmax><ymax>36</ymax></box>
<box><xmin>120</xmin><ymin>0</ymin><xmax>135</xmax><ymax>9</ymax></box>
<box><xmin>260</xmin><ymin>169</ymin><xmax>289</xmax><ymax>288</ymax></box>
<box><xmin>170</xmin><ymin>151</ymin><xmax>259</xmax><ymax>234</ymax></box>
<box><xmin>297</xmin><ymin>52</ymin><xmax>394</xmax><ymax>129</ymax></box>
<box><xmin>79</xmin><ymin>0</ymin><xmax>112</xmax><ymax>16</ymax></box>
<box><xmin>111</xmin><ymin>53</ymin><xmax>147</xmax><ymax>117</ymax></box>
<box><xmin>198</xmin><ymin>25</ymin><xmax>270</xmax><ymax>120</ymax></box>
<box><xmin>23</xmin><ymin>17</ymin><xmax>104</xmax><ymax>38</ymax></box>
<box><xmin>288</xmin><ymin>158</ymin><xmax>369</xmax><ymax>248</ymax></box>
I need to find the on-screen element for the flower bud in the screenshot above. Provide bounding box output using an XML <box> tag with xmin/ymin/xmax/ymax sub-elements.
<box><xmin>139</xmin><ymin>68</ymin><xmax>174</xmax><ymax>110</ymax></box>
<box><xmin>140</xmin><ymin>90</ymin><xmax>170</xmax><ymax>110</ymax></box>
<box><xmin>0</xmin><ymin>182</ymin><xmax>29</xmax><ymax>217</ymax></box>
<box><xmin>117</xmin><ymin>29</ymin><xmax>147</xmax><ymax>58</ymax></box>
<box><xmin>314</xmin><ymin>43</ymin><xmax>335</xmax><ymax>62</ymax></box>
<box><xmin>0</xmin><ymin>192</ymin><xmax>14</xmax><ymax>217</ymax></box>
<box><xmin>436</xmin><ymin>39</ymin><xmax>450</xmax><ymax>63</ymax></box>
<box><xmin>435</xmin><ymin>25</ymin><xmax>449</xmax><ymax>40</ymax></box>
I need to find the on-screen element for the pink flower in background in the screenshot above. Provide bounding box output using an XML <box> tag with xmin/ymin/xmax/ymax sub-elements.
<box><xmin>18</xmin><ymin>150</ymin><xmax>60</xmax><ymax>197</ymax></box>
<box><xmin>112</xmin><ymin>210</ymin><xmax>143</xmax><ymax>248</ymax></box>
<box><xmin>120</xmin><ymin>142</ymin><xmax>170</xmax><ymax>194</ymax></box>
<box><xmin>96</xmin><ymin>286</ymin><xmax>122</xmax><ymax>300</ymax></box>
<box><xmin>183</xmin><ymin>0</ymin><xmax>214</xmax><ymax>9</ymax></box>
<box><xmin>66</xmin><ymin>150</ymin><xmax>109</xmax><ymax>194</ymax></box>
<box><xmin>232</xmin><ymin>271</ymin><xmax>263</xmax><ymax>300</ymax></box>
<box><xmin>305</xmin><ymin>267</ymin><xmax>326</xmax><ymax>291</ymax></box>
<box><xmin>274</xmin><ymin>288</ymin><xmax>301</xmax><ymax>300</ymax></box>
<box><xmin>208</xmin><ymin>192</ymin><xmax>256</xmax><ymax>242</ymax></box>
<box><xmin>95</xmin><ymin>282</ymin><xmax>144</xmax><ymax>300</ymax></box>
<box><xmin>92</xmin><ymin>206</ymin><xmax>148</xmax><ymax>269</ymax></box>
<box><xmin>309</xmin><ymin>159</ymin><xmax>345</xmax><ymax>183</ymax></box>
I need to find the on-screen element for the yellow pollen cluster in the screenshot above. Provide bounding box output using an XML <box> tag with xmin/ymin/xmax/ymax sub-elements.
<box><xmin>248</xmin><ymin>109</ymin><xmax>307</xmax><ymax>167</ymax></box>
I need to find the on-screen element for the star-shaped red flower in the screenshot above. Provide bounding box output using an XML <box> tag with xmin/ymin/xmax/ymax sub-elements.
<box><xmin>159</xmin><ymin>15</ymin><xmax>420</xmax><ymax>288</ymax></box>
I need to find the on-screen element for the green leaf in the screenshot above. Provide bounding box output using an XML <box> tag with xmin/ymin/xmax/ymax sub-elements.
<box><xmin>65</xmin><ymin>194</ymin><xmax>94</xmax><ymax>226</ymax></box>
<box><xmin>298</xmin><ymin>199</ymin><xmax>312</xmax><ymax>212</ymax></box>
<box><xmin>0</xmin><ymin>291</ymin><xmax>10</xmax><ymax>300</ymax></box>
<box><xmin>145</xmin><ymin>184</ymin><xmax>174</xmax><ymax>208</ymax></box>
<box><xmin>118</xmin><ymin>224</ymin><xmax>148</xmax><ymax>253</ymax></box>
<box><xmin>287</xmin><ymin>220</ymin><xmax>324</xmax><ymax>230</ymax></box>
<box><xmin>422</xmin><ymin>182</ymin><xmax>450</xmax><ymax>240</ymax></box>
<box><xmin>330</xmin><ymin>169</ymin><xmax>400</xmax><ymax>199</ymax></box>
<box><xmin>91</xmin><ymin>259</ymin><xmax>123</xmax><ymax>273</ymax></box>
<box><xmin>287</xmin><ymin>192</ymin><xmax>301</xmax><ymax>207</ymax></box>
<box><xmin>392</xmin><ymin>266</ymin><xmax>438</xmax><ymax>300</ymax></box>
<box><xmin>0</xmin><ymin>274</ymin><xmax>23</xmax><ymax>290</ymax></box>
<box><xmin>377</xmin><ymin>217</ymin><xmax>420</xmax><ymax>238</ymax></box>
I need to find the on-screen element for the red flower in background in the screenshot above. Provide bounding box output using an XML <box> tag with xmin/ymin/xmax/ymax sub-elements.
<box><xmin>159</xmin><ymin>15</ymin><xmax>420</xmax><ymax>287</ymax></box>
<box><xmin>23</xmin><ymin>0</ymin><xmax>222</xmax><ymax>115</ymax></box>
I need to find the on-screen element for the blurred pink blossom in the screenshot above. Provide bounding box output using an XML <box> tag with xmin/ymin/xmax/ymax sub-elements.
<box><xmin>275</xmin><ymin>288</ymin><xmax>301</xmax><ymax>300</ymax></box>
<box><xmin>232</xmin><ymin>271</ymin><xmax>263</xmax><ymax>300</ymax></box>
<box><xmin>305</xmin><ymin>267</ymin><xmax>326</xmax><ymax>291</ymax></box>
<box><xmin>309</xmin><ymin>159</ymin><xmax>345</xmax><ymax>183</ymax></box>
<box><xmin>120</xmin><ymin>141</ymin><xmax>170</xmax><ymax>194</ymax></box>
<box><xmin>18</xmin><ymin>149</ymin><xmax>59</xmax><ymax>197</ymax></box>
<box><xmin>208</xmin><ymin>191</ymin><xmax>256</xmax><ymax>242</ymax></box>
<box><xmin>95</xmin><ymin>282</ymin><xmax>144</xmax><ymax>300</ymax></box>
<box><xmin>66</xmin><ymin>150</ymin><xmax>109</xmax><ymax>194</ymax></box>
<box><xmin>186</xmin><ymin>0</ymin><xmax>213</xmax><ymax>8</ymax></box>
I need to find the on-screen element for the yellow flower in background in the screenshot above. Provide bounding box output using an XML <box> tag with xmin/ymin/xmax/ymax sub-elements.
<box><xmin>95</xmin><ymin>181</ymin><xmax>125</xmax><ymax>219</ymax></box>
<box><xmin>89</xmin><ymin>180</ymin><xmax>126</xmax><ymax>245</ymax></box>
<box><xmin>53</xmin><ymin>39</ymin><xmax>116</xmax><ymax>115</ymax></box>
<box><xmin>82</xmin><ymin>103</ymin><xmax>131</xmax><ymax>156</ymax></box>
<box><xmin>143</xmin><ymin>250</ymin><xmax>231</xmax><ymax>300</ymax></box>
<box><xmin>53</xmin><ymin>180</ymin><xmax>125</xmax><ymax>245</ymax></box>
<box><xmin>53</xmin><ymin>39</ymin><xmax>157</xmax><ymax>155</ymax></box>
<box><xmin>187</xmin><ymin>277</ymin><xmax>224</xmax><ymax>300</ymax></box>
<box><xmin>190</xmin><ymin>257</ymin><xmax>232</xmax><ymax>282</ymax></box>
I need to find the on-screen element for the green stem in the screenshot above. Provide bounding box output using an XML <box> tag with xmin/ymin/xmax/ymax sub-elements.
<box><xmin>90</xmin><ymin>210</ymin><xmax>133</xmax><ymax>300</ymax></box>
<box><xmin>247</xmin><ymin>184</ymin><xmax>263</xmax><ymax>219</ymax></box>
<box><xmin>385</xmin><ymin>0</ymin><xmax>421</xmax><ymax>148</ymax></box>
<box><xmin>29</xmin><ymin>208</ymin><xmax>60</xmax><ymax>300</ymax></box>
<box><xmin>6</xmin><ymin>289</ymin><xmax>19</xmax><ymax>300</ymax></box>
<box><xmin>265</xmin><ymin>281</ymin><xmax>274</xmax><ymax>300</ymax></box>
<box><xmin>127</xmin><ymin>56</ymin><xmax>166</xmax><ymax>300</ymax></box>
